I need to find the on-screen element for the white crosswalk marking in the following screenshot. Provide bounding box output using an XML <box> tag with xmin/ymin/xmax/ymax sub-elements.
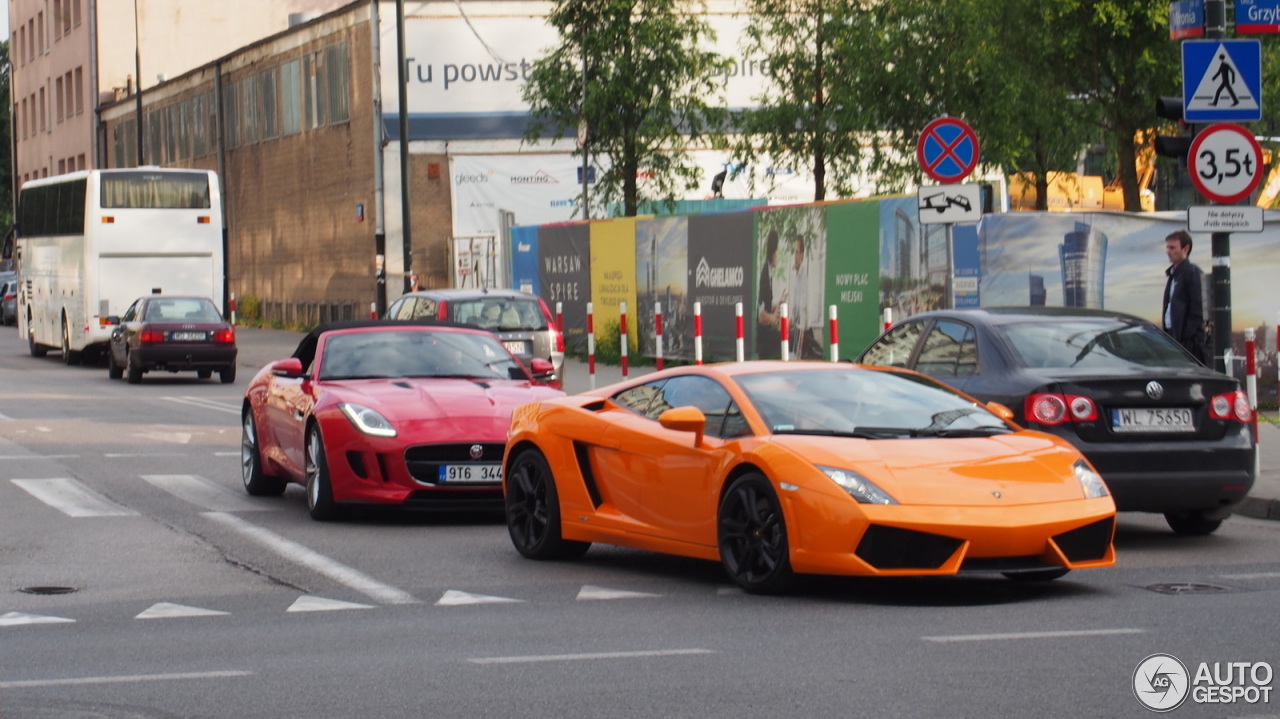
<box><xmin>10</xmin><ymin>478</ymin><xmax>139</xmax><ymax>517</ymax></box>
<box><xmin>136</xmin><ymin>603</ymin><xmax>229</xmax><ymax>619</ymax></box>
<box><xmin>287</xmin><ymin>596</ymin><xmax>375</xmax><ymax>612</ymax></box>
<box><xmin>140</xmin><ymin>474</ymin><xmax>271</xmax><ymax>512</ymax></box>
<box><xmin>436</xmin><ymin>590</ymin><xmax>522</xmax><ymax>606</ymax></box>
<box><xmin>0</xmin><ymin>611</ymin><xmax>76</xmax><ymax>626</ymax></box>
<box><xmin>576</xmin><ymin>585</ymin><xmax>661</xmax><ymax>601</ymax></box>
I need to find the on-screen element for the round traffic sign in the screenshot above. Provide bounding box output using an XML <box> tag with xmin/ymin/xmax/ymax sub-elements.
<box><xmin>917</xmin><ymin>116</ymin><xmax>980</xmax><ymax>184</ymax></box>
<box><xmin>1188</xmin><ymin>122</ymin><xmax>1262</xmax><ymax>203</ymax></box>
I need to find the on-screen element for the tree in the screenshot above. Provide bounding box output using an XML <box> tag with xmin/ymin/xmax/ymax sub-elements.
<box><xmin>522</xmin><ymin>0</ymin><xmax>728</xmax><ymax>217</ymax></box>
<box><xmin>733</xmin><ymin>0</ymin><xmax>867</xmax><ymax>202</ymax></box>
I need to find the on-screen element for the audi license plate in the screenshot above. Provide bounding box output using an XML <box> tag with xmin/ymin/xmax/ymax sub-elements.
<box><xmin>171</xmin><ymin>331</ymin><xmax>206</xmax><ymax>341</ymax></box>
<box><xmin>438</xmin><ymin>464</ymin><xmax>502</xmax><ymax>483</ymax></box>
<box><xmin>1111</xmin><ymin>407</ymin><xmax>1194</xmax><ymax>433</ymax></box>
<box><xmin>503</xmin><ymin>340</ymin><xmax>529</xmax><ymax>355</ymax></box>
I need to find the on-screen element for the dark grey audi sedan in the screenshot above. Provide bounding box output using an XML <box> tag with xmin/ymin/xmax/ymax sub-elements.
<box><xmin>856</xmin><ymin>307</ymin><xmax>1255</xmax><ymax>535</ymax></box>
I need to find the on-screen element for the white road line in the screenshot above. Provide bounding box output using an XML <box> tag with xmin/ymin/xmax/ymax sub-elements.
<box><xmin>923</xmin><ymin>628</ymin><xmax>1146</xmax><ymax>643</ymax></box>
<box><xmin>162</xmin><ymin>396</ymin><xmax>242</xmax><ymax>415</ymax></box>
<box><xmin>10</xmin><ymin>478</ymin><xmax>139</xmax><ymax>517</ymax></box>
<box><xmin>1216</xmin><ymin>571</ymin><xmax>1280</xmax><ymax>580</ymax></box>
<box><xmin>469</xmin><ymin>648</ymin><xmax>715</xmax><ymax>665</ymax></box>
<box><xmin>0</xmin><ymin>670</ymin><xmax>252</xmax><ymax>689</ymax></box>
<box><xmin>106</xmin><ymin>453</ymin><xmax>185</xmax><ymax>458</ymax></box>
<box><xmin>201</xmin><ymin>512</ymin><xmax>418</xmax><ymax>605</ymax></box>
<box><xmin>0</xmin><ymin>454</ymin><xmax>80</xmax><ymax>460</ymax></box>
<box><xmin>140</xmin><ymin>474</ymin><xmax>271</xmax><ymax>512</ymax></box>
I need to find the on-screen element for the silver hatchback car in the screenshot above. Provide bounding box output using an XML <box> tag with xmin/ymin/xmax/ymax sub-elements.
<box><xmin>386</xmin><ymin>288</ymin><xmax>565</xmax><ymax>387</ymax></box>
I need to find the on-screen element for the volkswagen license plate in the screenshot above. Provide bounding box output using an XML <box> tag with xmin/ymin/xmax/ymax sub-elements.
<box><xmin>503</xmin><ymin>340</ymin><xmax>529</xmax><ymax>355</ymax></box>
<box><xmin>438</xmin><ymin>464</ymin><xmax>502</xmax><ymax>483</ymax></box>
<box><xmin>171</xmin><ymin>331</ymin><xmax>206</xmax><ymax>341</ymax></box>
<box><xmin>1111</xmin><ymin>407</ymin><xmax>1194</xmax><ymax>433</ymax></box>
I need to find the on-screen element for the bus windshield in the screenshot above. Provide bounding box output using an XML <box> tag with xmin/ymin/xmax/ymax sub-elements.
<box><xmin>100</xmin><ymin>171</ymin><xmax>211</xmax><ymax>209</ymax></box>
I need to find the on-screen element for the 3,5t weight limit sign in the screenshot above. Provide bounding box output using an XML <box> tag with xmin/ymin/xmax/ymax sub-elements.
<box><xmin>1188</xmin><ymin>122</ymin><xmax>1263</xmax><ymax>203</ymax></box>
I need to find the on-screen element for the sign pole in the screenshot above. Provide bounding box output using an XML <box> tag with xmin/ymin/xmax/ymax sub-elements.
<box><xmin>1207</xmin><ymin>0</ymin><xmax>1231</xmax><ymax>373</ymax></box>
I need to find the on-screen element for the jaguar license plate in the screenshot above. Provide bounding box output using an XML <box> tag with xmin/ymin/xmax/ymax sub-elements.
<box><xmin>503</xmin><ymin>340</ymin><xmax>529</xmax><ymax>355</ymax></box>
<box><xmin>438</xmin><ymin>464</ymin><xmax>502</xmax><ymax>483</ymax></box>
<box><xmin>1111</xmin><ymin>407</ymin><xmax>1194</xmax><ymax>433</ymax></box>
<box><xmin>171</xmin><ymin>331</ymin><xmax>206</xmax><ymax>341</ymax></box>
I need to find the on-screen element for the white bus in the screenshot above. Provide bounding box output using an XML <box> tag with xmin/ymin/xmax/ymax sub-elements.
<box><xmin>15</xmin><ymin>168</ymin><xmax>225</xmax><ymax>363</ymax></box>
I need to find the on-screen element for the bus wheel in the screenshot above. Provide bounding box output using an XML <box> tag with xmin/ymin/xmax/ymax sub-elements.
<box><xmin>28</xmin><ymin>316</ymin><xmax>48</xmax><ymax>358</ymax></box>
<box><xmin>61</xmin><ymin>318</ymin><xmax>82</xmax><ymax>366</ymax></box>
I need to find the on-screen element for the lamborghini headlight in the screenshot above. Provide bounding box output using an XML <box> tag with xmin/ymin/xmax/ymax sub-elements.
<box><xmin>339</xmin><ymin>403</ymin><xmax>397</xmax><ymax>438</ymax></box>
<box><xmin>1073</xmin><ymin>459</ymin><xmax>1109</xmax><ymax>498</ymax></box>
<box><xmin>819</xmin><ymin>465</ymin><xmax>898</xmax><ymax>505</ymax></box>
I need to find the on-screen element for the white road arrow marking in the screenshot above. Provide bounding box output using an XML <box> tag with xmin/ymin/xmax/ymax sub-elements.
<box><xmin>435</xmin><ymin>590</ymin><xmax>523</xmax><ymax>606</ymax></box>
<box><xmin>576</xmin><ymin>585</ymin><xmax>661</xmax><ymax>601</ymax></box>
<box><xmin>135</xmin><ymin>603</ymin><xmax>229</xmax><ymax>619</ymax></box>
<box><xmin>141</xmin><ymin>474</ymin><xmax>271</xmax><ymax>512</ymax></box>
<box><xmin>287</xmin><ymin>596</ymin><xmax>375</xmax><ymax>612</ymax></box>
<box><xmin>0</xmin><ymin>611</ymin><xmax>76</xmax><ymax>626</ymax></box>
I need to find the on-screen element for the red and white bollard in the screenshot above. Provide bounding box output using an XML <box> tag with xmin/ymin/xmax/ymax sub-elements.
<box><xmin>230</xmin><ymin>292</ymin><xmax>237</xmax><ymax>325</ymax></box>
<box><xmin>619</xmin><ymin>301</ymin><xmax>629</xmax><ymax>378</ymax></box>
<box><xmin>828</xmin><ymin>304</ymin><xmax>839</xmax><ymax>362</ymax></box>
<box><xmin>883</xmin><ymin>307</ymin><xmax>893</xmax><ymax>331</ymax></box>
<box><xmin>654</xmin><ymin>302</ymin><xmax>664</xmax><ymax>371</ymax></box>
<box><xmin>734</xmin><ymin>302</ymin><xmax>743</xmax><ymax>362</ymax></box>
<box><xmin>694</xmin><ymin>302</ymin><xmax>704</xmax><ymax>365</ymax></box>
<box><xmin>370</xmin><ymin>302</ymin><xmax>377</xmax><ymax>320</ymax></box>
<box><xmin>556</xmin><ymin>302</ymin><xmax>563</xmax><ymax>336</ymax></box>
<box><xmin>586</xmin><ymin>302</ymin><xmax>596</xmax><ymax>389</ymax></box>
<box><xmin>779</xmin><ymin>303</ymin><xmax>790</xmax><ymax>361</ymax></box>
<box><xmin>1246</xmin><ymin>327</ymin><xmax>1258</xmax><ymax>446</ymax></box>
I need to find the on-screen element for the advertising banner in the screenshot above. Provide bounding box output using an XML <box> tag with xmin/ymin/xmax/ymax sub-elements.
<box><xmin>588</xmin><ymin>218</ymin><xmax>640</xmax><ymax>356</ymax></box>
<box><xmin>688</xmin><ymin>211</ymin><xmax>755</xmax><ymax>361</ymax></box>
<box><xmin>537</xmin><ymin>222</ymin><xmax>591</xmax><ymax>354</ymax></box>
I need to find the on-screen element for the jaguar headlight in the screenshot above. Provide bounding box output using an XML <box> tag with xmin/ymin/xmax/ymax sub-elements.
<box><xmin>339</xmin><ymin>403</ymin><xmax>397</xmax><ymax>438</ymax></box>
<box><xmin>1073</xmin><ymin>459</ymin><xmax>1108</xmax><ymax>498</ymax></box>
<box><xmin>819</xmin><ymin>465</ymin><xmax>898</xmax><ymax>505</ymax></box>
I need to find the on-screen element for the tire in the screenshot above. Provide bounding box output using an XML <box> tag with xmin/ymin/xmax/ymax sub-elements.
<box><xmin>305</xmin><ymin>425</ymin><xmax>340</xmax><ymax>521</ymax></box>
<box><xmin>60</xmin><ymin>318</ymin><xmax>82</xmax><ymax>366</ymax></box>
<box><xmin>28</xmin><ymin>319</ymin><xmax>47</xmax><ymax>357</ymax></box>
<box><xmin>219</xmin><ymin>364</ymin><xmax>237</xmax><ymax>384</ymax></box>
<box><xmin>505</xmin><ymin>447</ymin><xmax>590</xmax><ymax>560</ymax></box>
<box><xmin>1164</xmin><ymin>510</ymin><xmax>1223</xmax><ymax>536</ymax></box>
<box><xmin>1003</xmin><ymin>568</ymin><xmax>1071</xmax><ymax>582</ymax></box>
<box><xmin>718</xmin><ymin>473</ymin><xmax>795</xmax><ymax>594</ymax></box>
<box><xmin>198</xmin><ymin>370</ymin><xmax>212</xmax><ymax>379</ymax></box>
<box><xmin>241</xmin><ymin>409</ymin><xmax>287</xmax><ymax>497</ymax></box>
<box><xmin>126</xmin><ymin>351</ymin><xmax>144</xmax><ymax>384</ymax></box>
<box><xmin>107</xmin><ymin>349</ymin><xmax>124</xmax><ymax>379</ymax></box>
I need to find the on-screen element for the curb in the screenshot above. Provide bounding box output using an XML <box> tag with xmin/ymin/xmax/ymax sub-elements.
<box><xmin>1234</xmin><ymin>496</ymin><xmax>1280</xmax><ymax>521</ymax></box>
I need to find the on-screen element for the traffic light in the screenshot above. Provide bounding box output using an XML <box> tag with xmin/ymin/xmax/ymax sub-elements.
<box><xmin>1154</xmin><ymin>96</ymin><xmax>1194</xmax><ymax>160</ymax></box>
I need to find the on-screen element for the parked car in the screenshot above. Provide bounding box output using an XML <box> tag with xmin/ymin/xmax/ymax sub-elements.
<box><xmin>855</xmin><ymin>307</ymin><xmax>1255</xmax><ymax>535</ymax></box>
<box><xmin>503</xmin><ymin>361</ymin><xmax>1116</xmax><ymax>594</ymax></box>
<box><xmin>0</xmin><ymin>276</ymin><xmax>17</xmax><ymax>325</ymax></box>
<box><xmin>107</xmin><ymin>295</ymin><xmax>237</xmax><ymax>384</ymax></box>
<box><xmin>386</xmin><ymin>288</ymin><xmax>565</xmax><ymax>387</ymax></box>
<box><xmin>241</xmin><ymin>320</ymin><xmax>564</xmax><ymax>520</ymax></box>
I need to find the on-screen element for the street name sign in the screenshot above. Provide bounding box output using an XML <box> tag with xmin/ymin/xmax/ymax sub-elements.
<box><xmin>1235</xmin><ymin>0</ymin><xmax>1280</xmax><ymax>33</ymax></box>
<box><xmin>1170</xmin><ymin>0</ymin><xmax>1205</xmax><ymax>39</ymax></box>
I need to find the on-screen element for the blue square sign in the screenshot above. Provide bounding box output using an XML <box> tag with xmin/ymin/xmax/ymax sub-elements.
<box><xmin>1182</xmin><ymin>39</ymin><xmax>1262</xmax><ymax>122</ymax></box>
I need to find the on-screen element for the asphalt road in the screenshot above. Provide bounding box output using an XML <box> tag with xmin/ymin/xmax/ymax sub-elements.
<box><xmin>1</xmin><ymin>326</ymin><xmax>1278</xmax><ymax>718</ymax></box>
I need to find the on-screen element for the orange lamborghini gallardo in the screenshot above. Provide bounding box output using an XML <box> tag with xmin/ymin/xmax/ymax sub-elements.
<box><xmin>503</xmin><ymin>362</ymin><xmax>1117</xmax><ymax>594</ymax></box>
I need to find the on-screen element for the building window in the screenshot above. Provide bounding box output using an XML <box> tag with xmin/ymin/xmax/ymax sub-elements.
<box><xmin>260</xmin><ymin>66</ymin><xmax>279</xmax><ymax>140</ymax></box>
<box><xmin>29</xmin><ymin>20</ymin><xmax>35</xmax><ymax>62</ymax></box>
<box><xmin>58</xmin><ymin>159</ymin><xmax>66</xmax><ymax>174</ymax></box>
<box><xmin>280</xmin><ymin>59</ymin><xmax>301</xmax><ymax>135</ymax></box>
<box><xmin>39</xmin><ymin>88</ymin><xmax>46</xmax><ymax>131</ymax></box>
<box><xmin>56</xmin><ymin>77</ymin><xmax>64</xmax><ymax>121</ymax></box>
<box><xmin>37</xmin><ymin>12</ymin><xmax>44</xmax><ymax>54</ymax></box>
<box><xmin>78</xmin><ymin>154</ymin><xmax>86</xmax><ymax>171</ymax></box>
<box><xmin>73</xmin><ymin>0</ymin><xmax>82</xmax><ymax>27</ymax></box>
<box><xmin>74</xmin><ymin>68</ymin><xmax>84</xmax><ymax>115</ymax></box>
<box><xmin>55</xmin><ymin>0</ymin><xmax>63</xmax><ymax>38</ymax></box>
<box><xmin>325</xmin><ymin>43</ymin><xmax>351</xmax><ymax>124</ymax></box>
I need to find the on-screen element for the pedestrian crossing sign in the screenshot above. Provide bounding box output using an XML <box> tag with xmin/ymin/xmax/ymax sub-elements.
<box><xmin>1182</xmin><ymin>39</ymin><xmax>1262</xmax><ymax>122</ymax></box>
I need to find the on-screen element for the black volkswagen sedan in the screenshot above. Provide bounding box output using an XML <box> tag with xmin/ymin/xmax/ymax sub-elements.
<box><xmin>856</xmin><ymin>307</ymin><xmax>1255</xmax><ymax>535</ymax></box>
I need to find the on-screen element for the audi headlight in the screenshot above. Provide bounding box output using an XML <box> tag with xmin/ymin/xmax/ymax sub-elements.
<box><xmin>1073</xmin><ymin>459</ymin><xmax>1108</xmax><ymax>498</ymax></box>
<box><xmin>819</xmin><ymin>465</ymin><xmax>898</xmax><ymax>505</ymax></box>
<box><xmin>339</xmin><ymin>403</ymin><xmax>397</xmax><ymax>438</ymax></box>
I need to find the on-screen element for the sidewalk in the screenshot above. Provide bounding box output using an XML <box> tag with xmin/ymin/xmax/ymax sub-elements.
<box><xmin>234</xmin><ymin>326</ymin><xmax>1280</xmax><ymax>522</ymax></box>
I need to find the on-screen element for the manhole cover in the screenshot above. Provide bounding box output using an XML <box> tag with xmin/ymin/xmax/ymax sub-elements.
<box><xmin>1144</xmin><ymin>582</ymin><xmax>1233</xmax><ymax>595</ymax></box>
<box><xmin>18</xmin><ymin>586</ymin><xmax>79</xmax><ymax>595</ymax></box>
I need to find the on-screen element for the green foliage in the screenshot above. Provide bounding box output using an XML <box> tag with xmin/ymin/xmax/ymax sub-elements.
<box><xmin>236</xmin><ymin>294</ymin><xmax>261</xmax><ymax>323</ymax></box>
<box><xmin>522</xmin><ymin>0</ymin><xmax>731</xmax><ymax>217</ymax></box>
<box><xmin>590</xmin><ymin>319</ymin><xmax>641</xmax><ymax>366</ymax></box>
